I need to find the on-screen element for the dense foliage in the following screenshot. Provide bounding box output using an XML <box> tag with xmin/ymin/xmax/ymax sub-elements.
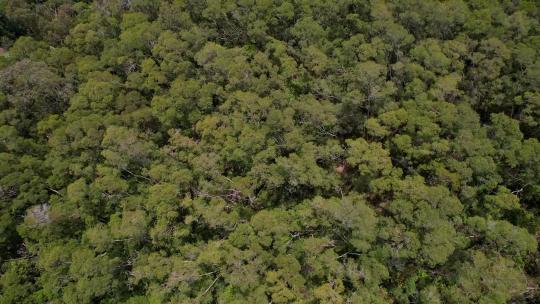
<box><xmin>1</xmin><ymin>0</ymin><xmax>540</xmax><ymax>303</ymax></box>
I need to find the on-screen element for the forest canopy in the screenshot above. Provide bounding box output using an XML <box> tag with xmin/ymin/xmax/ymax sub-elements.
<box><xmin>1</xmin><ymin>0</ymin><xmax>540</xmax><ymax>303</ymax></box>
